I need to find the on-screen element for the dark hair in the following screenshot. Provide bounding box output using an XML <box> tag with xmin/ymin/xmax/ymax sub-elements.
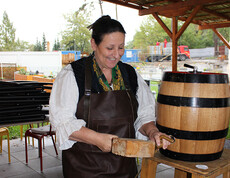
<box><xmin>88</xmin><ymin>15</ymin><xmax>126</xmax><ymax>45</ymax></box>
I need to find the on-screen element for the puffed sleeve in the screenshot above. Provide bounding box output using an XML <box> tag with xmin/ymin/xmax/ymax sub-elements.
<box><xmin>134</xmin><ymin>71</ymin><xmax>156</xmax><ymax>140</ymax></box>
<box><xmin>49</xmin><ymin>64</ymin><xmax>86</xmax><ymax>150</ymax></box>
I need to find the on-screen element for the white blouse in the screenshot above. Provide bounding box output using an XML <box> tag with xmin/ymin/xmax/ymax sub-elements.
<box><xmin>49</xmin><ymin>64</ymin><xmax>156</xmax><ymax>150</ymax></box>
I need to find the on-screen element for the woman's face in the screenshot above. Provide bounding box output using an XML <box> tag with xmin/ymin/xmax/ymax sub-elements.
<box><xmin>91</xmin><ymin>32</ymin><xmax>125</xmax><ymax>70</ymax></box>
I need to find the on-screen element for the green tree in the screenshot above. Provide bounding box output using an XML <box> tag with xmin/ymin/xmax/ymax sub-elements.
<box><xmin>217</xmin><ymin>27</ymin><xmax>230</xmax><ymax>46</ymax></box>
<box><xmin>53</xmin><ymin>38</ymin><xmax>61</xmax><ymax>51</ymax></box>
<box><xmin>61</xmin><ymin>2</ymin><xmax>93</xmax><ymax>53</ymax></box>
<box><xmin>42</xmin><ymin>33</ymin><xmax>46</xmax><ymax>51</ymax></box>
<box><xmin>14</xmin><ymin>39</ymin><xmax>31</xmax><ymax>51</ymax></box>
<box><xmin>33</xmin><ymin>38</ymin><xmax>42</xmax><ymax>51</ymax></box>
<box><xmin>133</xmin><ymin>16</ymin><xmax>171</xmax><ymax>51</ymax></box>
<box><xmin>0</xmin><ymin>11</ymin><xmax>16</xmax><ymax>51</ymax></box>
<box><xmin>179</xmin><ymin>24</ymin><xmax>214</xmax><ymax>48</ymax></box>
<box><xmin>125</xmin><ymin>41</ymin><xmax>134</xmax><ymax>49</ymax></box>
<box><xmin>132</xmin><ymin>15</ymin><xmax>229</xmax><ymax>50</ymax></box>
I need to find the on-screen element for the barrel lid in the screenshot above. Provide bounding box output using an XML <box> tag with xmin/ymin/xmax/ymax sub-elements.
<box><xmin>162</xmin><ymin>71</ymin><xmax>229</xmax><ymax>84</ymax></box>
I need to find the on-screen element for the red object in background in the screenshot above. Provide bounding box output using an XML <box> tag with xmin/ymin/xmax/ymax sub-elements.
<box><xmin>178</xmin><ymin>45</ymin><xmax>190</xmax><ymax>59</ymax></box>
<box><xmin>164</xmin><ymin>39</ymin><xmax>167</xmax><ymax>48</ymax></box>
<box><xmin>156</xmin><ymin>41</ymin><xmax>160</xmax><ymax>46</ymax></box>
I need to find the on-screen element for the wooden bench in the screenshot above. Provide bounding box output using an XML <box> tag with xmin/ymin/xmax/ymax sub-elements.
<box><xmin>141</xmin><ymin>149</ymin><xmax>230</xmax><ymax>178</ymax></box>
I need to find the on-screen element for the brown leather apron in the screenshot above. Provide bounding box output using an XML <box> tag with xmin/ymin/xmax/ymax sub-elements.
<box><xmin>62</xmin><ymin>58</ymin><xmax>138</xmax><ymax>178</ymax></box>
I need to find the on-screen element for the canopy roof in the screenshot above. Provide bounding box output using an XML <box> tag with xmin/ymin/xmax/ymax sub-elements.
<box><xmin>102</xmin><ymin>0</ymin><xmax>230</xmax><ymax>30</ymax></box>
<box><xmin>102</xmin><ymin>0</ymin><xmax>230</xmax><ymax>71</ymax></box>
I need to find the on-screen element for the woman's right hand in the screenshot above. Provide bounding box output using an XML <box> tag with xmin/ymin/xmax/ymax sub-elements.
<box><xmin>69</xmin><ymin>127</ymin><xmax>118</xmax><ymax>152</ymax></box>
<box><xmin>95</xmin><ymin>133</ymin><xmax>118</xmax><ymax>152</ymax></box>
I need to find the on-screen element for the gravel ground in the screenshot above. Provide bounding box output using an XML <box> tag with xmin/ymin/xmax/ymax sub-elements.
<box><xmin>224</xmin><ymin>139</ymin><xmax>230</xmax><ymax>149</ymax></box>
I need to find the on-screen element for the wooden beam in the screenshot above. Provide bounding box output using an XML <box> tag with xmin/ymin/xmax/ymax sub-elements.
<box><xmin>140</xmin><ymin>0</ymin><xmax>170</xmax><ymax>7</ymax></box>
<box><xmin>152</xmin><ymin>13</ymin><xmax>172</xmax><ymax>39</ymax></box>
<box><xmin>199</xmin><ymin>22</ymin><xmax>230</xmax><ymax>29</ymax></box>
<box><xmin>159</xmin><ymin>7</ymin><xmax>191</xmax><ymax>17</ymax></box>
<box><xmin>139</xmin><ymin>0</ymin><xmax>220</xmax><ymax>16</ymax></box>
<box><xmin>172</xmin><ymin>17</ymin><xmax>178</xmax><ymax>72</ymax></box>
<box><xmin>212</xmin><ymin>28</ymin><xmax>230</xmax><ymax>50</ymax></box>
<box><xmin>176</xmin><ymin>5</ymin><xmax>203</xmax><ymax>40</ymax></box>
<box><xmin>157</xmin><ymin>13</ymin><xmax>203</xmax><ymax>25</ymax></box>
<box><xmin>101</xmin><ymin>0</ymin><xmax>141</xmax><ymax>10</ymax></box>
<box><xmin>201</xmin><ymin>7</ymin><xmax>230</xmax><ymax>21</ymax></box>
<box><xmin>204</xmin><ymin>0</ymin><xmax>230</xmax><ymax>8</ymax></box>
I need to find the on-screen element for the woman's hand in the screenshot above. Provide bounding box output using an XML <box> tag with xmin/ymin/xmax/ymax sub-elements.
<box><xmin>95</xmin><ymin>133</ymin><xmax>118</xmax><ymax>152</ymax></box>
<box><xmin>139</xmin><ymin>121</ymin><xmax>172</xmax><ymax>149</ymax></box>
<box><xmin>69</xmin><ymin>127</ymin><xmax>117</xmax><ymax>152</ymax></box>
<box><xmin>147</xmin><ymin>129</ymin><xmax>171</xmax><ymax>149</ymax></box>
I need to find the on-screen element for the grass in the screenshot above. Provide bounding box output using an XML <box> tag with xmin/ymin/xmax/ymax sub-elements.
<box><xmin>7</xmin><ymin>125</ymin><xmax>28</xmax><ymax>139</ymax></box>
<box><xmin>2</xmin><ymin>123</ymin><xmax>48</xmax><ymax>140</ymax></box>
<box><xmin>227</xmin><ymin>128</ymin><xmax>230</xmax><ymax>139</ymax></box>
<box><xmin>150</xmin><ymin>80</ymin><xmax>161</xmax><ymax>99</ymax></box>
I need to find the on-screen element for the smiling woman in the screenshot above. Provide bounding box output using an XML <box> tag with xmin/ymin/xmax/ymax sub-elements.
<box><xmin>49</xmin><ymin>15</ymin><xmax>172</xmax><ymax>178</ymax></box>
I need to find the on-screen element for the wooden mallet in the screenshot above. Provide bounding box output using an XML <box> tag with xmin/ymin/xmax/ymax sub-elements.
<box><xmin>112</xmin><ymin>135</ymin><xmax>175</xmax><ymax>158</ymax></box>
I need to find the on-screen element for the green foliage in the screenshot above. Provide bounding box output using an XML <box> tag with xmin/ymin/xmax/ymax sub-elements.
<box><xmin>34</xmin><ymin>38</ymin><xmax>42</xmax><ymax>51</ymax></box>
<box><xmin>0</xmin><ymin>11</ymin><xmax>31</xmax><ymax>51</ymax></box>
<box><xmin>133</xmin><ymin>16</ymin><xmax>171</xmax><ymax>50</ymax></box>
<box><xmin>132</xmin><ymin>15</ymin><xmax>230</xmax><ymax>49</ymax></box>
<box><xmin>179</xmin><ymin>24</ymin><xmax>214</xmax><ymax>48</ymax></box>
<box><xmin>14</xmin><ymin>39</ymin><xmax>31</xmax><ymax>51</ymax></box>
<box><xmin>125</xmin><ymin>41</ymin><xmax>134</xmax><ymax>49</ymax></box>
<box><xmin>0</xmin><ymin>11</ymin><xmax>16</xmax><ymax>51</ymax></box>
<box><xmin>150</xmin><ymin>80</ymin><xmax>160</xmax><ymax>99</ymax></box>
<box><xmin>60</xmin><ymin>2</ymin><xmax>93</xmax><ymax>53</ymax></box>
<box><xmin>8</xmin><ymin>126</ymin><xmax>24</xmax><ymax>139</ymax></box>
<box><xmin>53</xmin><ymin>38</ymin><xmax>61</xmax><ymax>51</ymax></box>
<box><xmin>33</xmin><ymin>34</ymin><xmax>47</xmax><ymax>51</ymax></box>
<box><xmin>2</xmin><ymin>124</ymin><xmax>48</xmax><ymax>140</ymax></box>
<box><xmin>180</xmin><ymin>25</ymin><xmax>229</xmax><ymax>49</ymax></box>
<box><xmin>227</xmin><ymin>128</ymin><xmax>230</xmax><ymax>139</ymax></box>
<box><xmin>19</xmin><ymin>68</ymin><xmax>27</xmax><ymax>75</ymax></box>
<box><xmin>42</xmin><ymin>33</ymin><xmax>46</xmax><ymax>51</ymax></box>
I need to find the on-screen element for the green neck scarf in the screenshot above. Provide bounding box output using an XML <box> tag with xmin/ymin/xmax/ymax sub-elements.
<box><xmin>93</xmin><ymin>58</ymin><xmax>125</xmax><ymax>91</ymax></box>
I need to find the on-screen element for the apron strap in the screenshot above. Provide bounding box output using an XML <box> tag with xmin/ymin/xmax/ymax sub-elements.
<box><xmin>83</xmin><ymin>57</ymin><xmax>138</xmax><ymax>127</ymax></box>
<box><xmin>84</xmin><ymin>57</ymin><xmax>92</xmax><ymax>127</ymax></box>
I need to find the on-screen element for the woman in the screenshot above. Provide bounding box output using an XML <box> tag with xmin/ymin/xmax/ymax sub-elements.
<box><xmin>49</xmin><ymin>15</ymin><xmax>171</xmax><ymax>178</ymax></box>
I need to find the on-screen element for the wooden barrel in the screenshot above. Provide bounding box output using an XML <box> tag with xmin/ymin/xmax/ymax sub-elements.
<box><xmin>156</xmin><ymin>71</ymin><xmax>230</xmax><ymax>162</ymax></box>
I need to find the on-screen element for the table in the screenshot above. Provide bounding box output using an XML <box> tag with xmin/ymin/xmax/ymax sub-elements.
<box><xmin>141</xmin><ymin>149</ymin><xmax>230</xmax><ymax>178</ymax></box>
<box><xmin>0</xmin><ymin>115</ymin><xmax>49</xmax><ymax>128</ymax></box>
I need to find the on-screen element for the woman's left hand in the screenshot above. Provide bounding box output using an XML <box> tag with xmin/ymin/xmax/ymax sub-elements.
<box><xmin>147</xmin><ymin>129</ymin><xmax>171</xmax><ymax>149</ymax></box>
<box><xmin>139</xmin><ymin>121</ymin><xmax>172</xmax><ymax>150</ymax></box>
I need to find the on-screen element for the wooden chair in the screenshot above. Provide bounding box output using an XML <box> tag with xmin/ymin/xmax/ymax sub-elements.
<box><xmin>25</xmin><ymin>124</ymin><xmax>58</xmax><ymax>172</ymax></box>
<box><xmin>0</xmin><ymin>127</ymin><xmax>10</xmax><ymax>163</ymax></box>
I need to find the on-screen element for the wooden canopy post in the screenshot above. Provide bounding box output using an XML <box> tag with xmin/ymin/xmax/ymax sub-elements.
<box><xmin>152</xmin><ymin>5</ymin><xmax>201</xmax><ymax>71</ymax></box>
<box><xmin>103</xmin><ymin>0</ymin><xmax>230</xmax><ymax>72</ymax></box>
<box><xmin>212</xmin><ymin>28</ymin><xmax>230</xmax><ymax>50</ymax></box>
<box><xmin>172</xmin><ymin>17</ymin><xmax>178</xmax><ymax>71</ymax></box>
